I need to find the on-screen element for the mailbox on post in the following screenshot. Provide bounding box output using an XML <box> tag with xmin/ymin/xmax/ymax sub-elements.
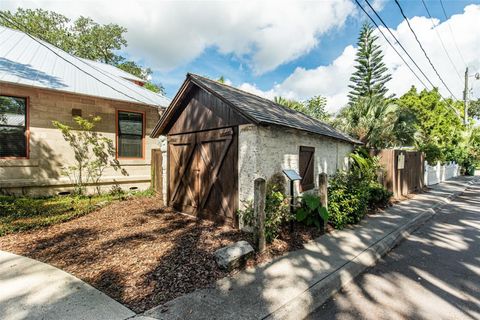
<box><xmin>283</xmin><ymin>169</ymin><xmax>302</xmax><ymax>231</ymax></box>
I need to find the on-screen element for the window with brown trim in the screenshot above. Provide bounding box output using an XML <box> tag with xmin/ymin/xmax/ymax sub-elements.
<box><xmin>117</xmin><ymin>111</ymin><xmax>144</xmax><ymax>158</ymax></box>
<box><xmin>0</xmin><ymin>96</ymin><xmax>28</xmax><ymax>158</ymax></box>
<box><xmin>299</xmin><ymin>146</ymin><xmax>315</xmax><ymax>191</ymax></box>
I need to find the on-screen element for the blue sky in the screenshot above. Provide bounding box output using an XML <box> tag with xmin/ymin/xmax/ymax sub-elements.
<box><xmin>5</xmin><ymin>0</ymin><xmax>480</xmax><ymax>111</ymax></box>
<box><xmin>153</xmin><ymin>0</ymin><xmax>478</xmax><ymax>100</ymax></box>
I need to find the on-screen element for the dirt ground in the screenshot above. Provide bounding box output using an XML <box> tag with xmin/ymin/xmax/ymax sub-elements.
<box><xmin>0</xmin><ymin>196</ymin><xmax>322</xmax><ymax>313</ymax></box>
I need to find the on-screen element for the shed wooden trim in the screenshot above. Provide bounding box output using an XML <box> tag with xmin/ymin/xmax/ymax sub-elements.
<box><xmin>150</xmin><ymin>75</ymin><xmax>256</xmax><ymax>137</ymax></box>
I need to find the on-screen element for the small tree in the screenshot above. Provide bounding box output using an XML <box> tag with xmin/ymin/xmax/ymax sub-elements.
<box><xmin>52</xmin><ymin>116</ymin><xmax>127</xmax><ymax>195</ymax></box>
<box><xmin>348</xmin><ymin>22</ymin><xmax>393</xmax><ymax>104</ymax></box>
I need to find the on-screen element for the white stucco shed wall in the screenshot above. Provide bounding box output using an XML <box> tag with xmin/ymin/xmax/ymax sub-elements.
<box><xmin>238</xmin><ymin>124</ymin><xmax>353</xmax><ymax>210</ymax></box>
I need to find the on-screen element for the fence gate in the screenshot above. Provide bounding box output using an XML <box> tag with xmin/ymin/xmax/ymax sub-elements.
<box><xmin>151</xmin><ymin>149</ymin><xmax>163</xmax><ymax>200</ymax></box>
<box><xmin>373</xmin><ymin>149</ymin><xmax>424</xmax><ymax>199</ymax></box>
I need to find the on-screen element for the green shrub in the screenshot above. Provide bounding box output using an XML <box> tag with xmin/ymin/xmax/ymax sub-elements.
<box><xmin>327</xmin><ymin>171</ymin><xmax>369</xmax><ymax>229</ymax></box>
<box><xmin>327</xmin><ymin>149</ymin><xmax>392</xmax><ymax>229</ymax></box>
<box><xmin>295</xmin><ymin>193</ymin><xmax>328</xmax><ymax>229</ymax></box>
<box><xmin>421</xmin><ymin>143</ymin><xmax>444</xmax><ymax>165</ymax></box>
<box><xmin>367</xmin><ymin>182</ymin><xmax>392</xmax><ymax>208</ymax></box>
<box><xmin>237</xmin><ymin>172</ymin><xmax>290</xmax><ymax>243</ymax></box>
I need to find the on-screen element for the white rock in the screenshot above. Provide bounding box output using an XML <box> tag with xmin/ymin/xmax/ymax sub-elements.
<box><xmin>214</xmin><ymin>240</ymin><xmax>254</xmax><ymax>270</ymax></box>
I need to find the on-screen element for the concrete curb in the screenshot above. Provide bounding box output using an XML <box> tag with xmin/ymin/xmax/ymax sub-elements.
<box><xmin>266</xmin><ymin>178</ymin><xmax>479</xmax><ymax>320</ymax></box>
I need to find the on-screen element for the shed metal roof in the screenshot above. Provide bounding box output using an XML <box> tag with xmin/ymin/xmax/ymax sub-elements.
<box><xmin>152</xmin><ymin>73</ymin><xmax>360</xmax><ymax>144</ymax></box>
<box><xmin>0</xmin><ymin>26</ymin><xmax>169</xmax><ymax>107</ymax></box>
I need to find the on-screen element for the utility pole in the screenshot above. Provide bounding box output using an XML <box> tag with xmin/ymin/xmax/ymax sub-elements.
<box><xmin>464</xmin><ymin>67</ymin><xmax>469</xmax><ymax>125</ymax></box>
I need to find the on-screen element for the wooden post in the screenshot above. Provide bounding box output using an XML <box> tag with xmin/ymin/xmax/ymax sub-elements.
<box><xmin>318</xmin><ymin>173</ymin><xmax>328</xmax><ymax>230</ymax></box>
<box><xmin>254</xmin><ymin>178</ymin><xmax>266</xmax><ymax>253</ymax></box>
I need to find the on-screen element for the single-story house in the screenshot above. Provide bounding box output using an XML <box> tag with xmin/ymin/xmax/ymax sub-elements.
<box><xmin>151</xmin><ymin>73</ymin><xmax>360</xmax><ymax>226</ymax></box>
<box><xmin>0</xmin><ymin>26</ymin><xmax>170</xmax><ymax>196</ymax></box>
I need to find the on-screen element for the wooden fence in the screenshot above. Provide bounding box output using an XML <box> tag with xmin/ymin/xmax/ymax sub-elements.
<box><xmin>151</xmin><ymin>149</ymin><xmax>163</xmax><ymax>200</ymax></box>
<box><xmin>371</xmin><ymin>149</ymin><xmax>425</xmax><ymax>199</ymax></box>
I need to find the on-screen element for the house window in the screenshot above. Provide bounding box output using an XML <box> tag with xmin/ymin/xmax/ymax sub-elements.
<box><xmin>299</xmin><ymin>146</ymin><xmax>315</xmax><ymax>191</ymax></box>
<box><xmin>117</xmin><ymin>111</ymin><xmax>144</xmax><ymax>158</ymax></box>
<box><xmin>0</xmin><ymin>96</ymin><xmax>28</xmax><ymax>158</ymax></box>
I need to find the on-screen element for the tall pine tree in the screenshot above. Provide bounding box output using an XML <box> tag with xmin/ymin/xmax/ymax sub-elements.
<box><xmin>348</xmin><ymin>23</ymin><xmax>392</xmax><ymax>104</ymax></box>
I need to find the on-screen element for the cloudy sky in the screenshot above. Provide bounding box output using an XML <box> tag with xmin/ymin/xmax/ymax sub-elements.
<box><xmin>3</xmin><ymin>0</ymin><xmax>480</xmax><ymax>112</ymax></box>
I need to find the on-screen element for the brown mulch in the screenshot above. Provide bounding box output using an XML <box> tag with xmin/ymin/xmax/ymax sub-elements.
<box><xmin>0</xmin><ymin>197</ymin><xmax>324</xmax><ymax>313</ymax></box>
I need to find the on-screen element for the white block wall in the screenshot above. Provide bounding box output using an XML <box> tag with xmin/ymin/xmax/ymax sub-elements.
<box><xmin>237</xmin><ymin>124</ymin><xmax>353</xmax><ymax>210</ymax></box>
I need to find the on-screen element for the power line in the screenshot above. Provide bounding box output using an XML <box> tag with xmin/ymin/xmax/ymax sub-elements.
<box><xmin>0</xmin><ymin>12</ymin><xmax>160</xmax><ymax>106</ymax></box>
<box><xmin>439</xmin><ymin>0</ymin><xmax>467</xmax><ymax>68</ymax></box>
<box><xmin>394</xmin><ymin>0</ymin><xmax>458</xmax><ymax>100</ymax></box>
<box><xmin>421</xmin><ymin>0</ymin><xmax>463</xmax><ymax>82</ymax></box>
<box><xmin>357</xmin><ymin>0</ymin><xmax>462</xmax><ymax>119</ymax></box>
<box><xmin>363</xmin><ymin>0</ymin><xmax>436</xmax><ymax>90</ymax></box>
<box><xmin>353</xmin><ymin>0</ymin><xmax>429</xmax><ymax>90</ymax></box>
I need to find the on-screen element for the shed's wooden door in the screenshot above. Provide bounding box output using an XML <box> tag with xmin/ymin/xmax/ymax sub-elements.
<box><xmin>168</xmin><ymin>127</ymin><xmax>237</xmax><ymax>224</ymax></box>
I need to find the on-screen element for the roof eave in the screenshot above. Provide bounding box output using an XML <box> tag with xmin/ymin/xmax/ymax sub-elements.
<box><xmin>0</xmin><ymin>80</ymin><xmax>165</xmax><ymax>109</ymax></box>
<box><xmin>259</xmin><ymin>122</ymin><xmax>361</xmax><ymax>145</ymax></box>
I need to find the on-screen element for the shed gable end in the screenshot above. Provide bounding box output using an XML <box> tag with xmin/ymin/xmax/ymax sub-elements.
<box><xmin>167</xmin><ymin>85</ymin><xmax>250</xmax><ymax>135</ymax></box>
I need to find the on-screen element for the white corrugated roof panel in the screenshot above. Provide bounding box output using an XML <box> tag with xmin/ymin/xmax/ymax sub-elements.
<box><xmin>0</xmin><ymin>26</ymin><xmax>170</xmax><ymax>107</ymax></box>
<box><xmin>81</xmin><ymin>58</ymin><xmax>146</xmax><ymax>84</ymax></box>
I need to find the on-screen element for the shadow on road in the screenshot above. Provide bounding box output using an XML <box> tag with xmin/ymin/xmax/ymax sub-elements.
<box><xmin>310</xmin><ymin>184</ymin><xmax>480</xmax><ymax>320</ymax></box>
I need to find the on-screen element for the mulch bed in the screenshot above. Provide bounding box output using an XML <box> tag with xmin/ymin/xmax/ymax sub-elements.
<box><xmin>0</xmin><ymin>196</ymin><xmax>323</xmax><ymax>313</ymax></box>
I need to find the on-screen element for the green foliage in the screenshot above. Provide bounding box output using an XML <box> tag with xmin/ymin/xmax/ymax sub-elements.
<box><xmin>71</xmin><ymin>16</ymin><xmax>127</xmax><ymax>64</ymax></box>
<box><xmin>0</xmin><ymin>8</ymin><xmax>164</xmax><ymax>94</ymax></box>
<box><xmin>0</xmin><ymin>8</ymin><xmax>73</xmax><ymax>52</ymax></box>
<box><xmin>238</xmin><ymin>173</ymin><xmax>290</xmax><ymax>243</ymax></box>
<box><xmin>274</xmin><ymin>95</ymin><xmax>331</xmax><ymax>122</ymax></box>
<box><xmin>398</xmin><ymin>87</ymin><xmax>465</xmax><ymax>164</ymax></box>
<box><xmin>328</xmin><ymin>172</ymin><xmax>368</xmax><ymax>228</ymax></box>
<box><xmin>295</xmin><ymin>194</ymin><xmax>328</xmax><ymax>229</ymax></box>
<box><xmin>337</xmin><ymin>22</ymin><xmax>399</xmax><ymax>148</ymax></box>
<box><xmin>328</xmin><ymin>150</ymin><xmax>392</xmax><ymax>229</ymax></box>
<box><xmin>469</xmin><ymin>99</ymin><xmax>480</xmax><ymax>120</ymax></box>
<box><xmin>338</xmin><ymin>94</ymin><xmax>398</xmax><ymax>148</ymax></box>
<box><xmin>0</xmin><ymin>191</ymin><xmax>153</xmax><ymax>236</ymax></box>
<box><xmin>367</xmin><ymin>183</ymin><xmax>393</xmax><ymax>208</ymax></box>
<box><xmin>348</xmin><ymin>22</ymin><xmax>393</xmax><ymax>104</ymax></box>
<box><xmin>143</xmin><ymin>82</ymin><xmax>166</xmax><ymax>95</ymax></box>
<box><xmin>52</xmin><ymin>116</ymin><xmax>127</xmax><ymax>195</ymax></box>
<box><xmin>421</xmin><ymin>142</ymin><xmax>444</xmax><ymax>165</ymax></box>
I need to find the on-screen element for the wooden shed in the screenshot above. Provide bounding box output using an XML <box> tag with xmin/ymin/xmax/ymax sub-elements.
<box><xmin>151</xmin><ymin>74</ymin><xmax>359</xmax><ymax>226</ymax></box>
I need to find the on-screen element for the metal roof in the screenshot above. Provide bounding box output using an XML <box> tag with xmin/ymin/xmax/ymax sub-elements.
<box><xmin>0</xmin><ymin>26</ymin><xmax>169</xmax><ymax>107</ymax></box>
<box><xmin>80</xmin><ymin>58</ymin><xmax>146</xmax><ymax>84</ymax></box>
<box><xmin>153</xmin><ymin>73</ymin><xmax>359</xmax><ymax>143</ymax></box>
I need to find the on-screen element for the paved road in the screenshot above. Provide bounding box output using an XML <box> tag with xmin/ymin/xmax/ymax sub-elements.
<box><xmin>310</xmin><ymin>183</ymin><xmax>480</xmax><ymax>320</ymax></box>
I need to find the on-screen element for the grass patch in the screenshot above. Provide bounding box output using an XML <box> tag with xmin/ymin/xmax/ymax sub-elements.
<box><xmin>0</xmin><ymin>189</ymin><xmax>155</xmax><ymax>236</ymax></box>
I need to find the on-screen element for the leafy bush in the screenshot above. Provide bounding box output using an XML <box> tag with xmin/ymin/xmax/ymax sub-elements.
<box><xmin>327</xmin><ymin>171</ymin><xmax>368</xmax><ymax>228</ymax></box>
<box><xmin>295</xmin><ymin>193</ymin><xmax>328</xmax><ymax>229</ymax></box>
<box><xmin>52</xmin><ymin>116</ymin><xmax>127</xmax><ymax>195</ymax></box>
<box><xmin>367</xmin><ymin>182</ymin><xmax>392</xmax><ymax>208</ymax></box>
<box><xmin>327</xmin><ymin>149</ymin><xmax>392</xmax><ymax>229</ymax></box>
<box><xmin>421</xmin><ymin>142</ymin><xmax>444</xmax><ymax>165</ymax></box>
<box><xmin>237</xmin><ymin>172</ymin><xmax>290</xmax><ymax>243</ymax></box>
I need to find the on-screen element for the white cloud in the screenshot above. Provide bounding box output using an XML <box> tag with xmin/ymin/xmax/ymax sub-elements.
<box><xmin>3</xmin><ymin>0</ymin><xmax>355</xmax><ymax>74</ymax></box>
<box><xmin>239</xmin><ymin>4</ymin><xmax>480</xmax><ymax>113</ymax></box>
